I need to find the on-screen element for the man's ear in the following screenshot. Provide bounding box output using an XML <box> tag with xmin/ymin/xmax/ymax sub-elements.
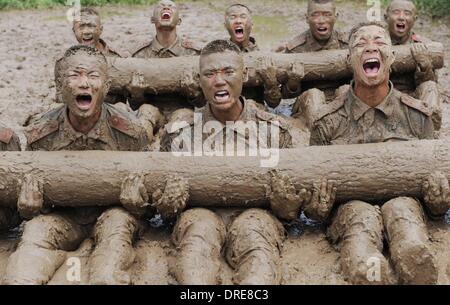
<box><xmin>100</xmin><ymin>25</ymin><xmax>103</xmax><ymax>35</ymax></box>
<box><xmin>243</xmin><ymin>67</ymin><xmax>249</xmax><ymax>83</ymax></box>
<box><xmin>384</xmin><ymin>13</ymin><xmax>388</xmax><ymax>21</ymax></box>
<box><xmin>151</xmin><ymin>16</ymin><xmax>157</xmax><ymax>24</ymax></box>
<box><xmin>104</xmin><ymin>78</ymin><xmax>112</xmax><ymax>94</ymax></box>
<box><xmin>346</xmin><ymin>52</ymin><xmax>351</xmax><ymax>68</ymax></box>
<box><xmin>178</xmin><ymin>17</ymin><xmax>182</xmax><ymax>25</ymax></box>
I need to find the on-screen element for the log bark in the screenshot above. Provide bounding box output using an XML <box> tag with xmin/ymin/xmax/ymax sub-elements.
<box><xmin>0</xmin><ymin>140</ymin><xmax>448</xmax><ymax>208</ymax></box>
<box><xmin>107</xmin><ymin>42</ymin><xmax>444</xmax><ymax>100</ymax></box>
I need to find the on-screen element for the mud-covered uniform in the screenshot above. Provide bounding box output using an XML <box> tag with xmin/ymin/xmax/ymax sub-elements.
<box><xmin>132</xmin><ymin>36</ymin><xmax>201</xmax><ymax>59</ymax></box>
<box><xmin>3</xmin><ymin>104</ymin><xmax>149</xmax><ymax>285</ymax></box>
<box><xmin>0</xmin><ymin>124</ymin><xmax>21</xmax><ymax>231</ymax></box>
<box><xmin>161</xmin><ymin>97</ymin><xmax>292</xmax><ymax>152</ymax></box>
<box><xmin>233</xmin><ymin>36</ymin><xmax>259</xmax><ymax>53</ymax></box>
<box><xmin>310</xmin><ymin>83</ymin><xmax>438</xmax><ymax>284</ymax></box>
<box><xmin>391</xmin><ymin>32</ymin><xmax>441</xmax><ymax>131</ymax></box>
<box><xmin>276</xmin><ymin>30</ymin><xmax>350</xmax><ymax>100</ymax></box>
<box><xmin>162</xmin><ymin>98</ymin><xmax>291</xmax><ymax>285</ymax></box>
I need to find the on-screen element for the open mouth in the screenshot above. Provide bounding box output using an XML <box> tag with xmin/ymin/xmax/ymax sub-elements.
<box><xmin>214</xmin><ymin>90</ymin><xmax>230</xmax><ymax>103</ymax></box>
<box><xmin>395</xmin><ymin>23</ymin><xmax>406</xmax><ymax>33</ymax></box>
<box><xmin>82</xmin><ymin>37</ymin><xmax>94</xmax><ymax>45</ymax></box>
<box><xmin>317</xmin><ymin>26</ymin><xmax>328</xmax><ymax>34</ymax></box>
<box><xmin>76</xmin><ymin>93</ymin><xmax>93</xmax><ymax>110</ymax></box>
<box><xmin>161</xmin><ymin>11</ymin><xmax>172</xmax><ymax>20</ymax></box>
<box><xmin>363</xmin><ymin>58</ymin><xmax>381</xmax><ymax>77</ymax></box>
<box><xmin>234</xmin><ymin>26</ymin><xmax>244</xmax><ymax>40</ymax></box>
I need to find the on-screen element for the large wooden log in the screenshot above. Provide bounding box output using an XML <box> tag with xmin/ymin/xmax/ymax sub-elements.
<box><xmin>108</xmin><ymin>42</ymin><xmax>444</xmax><ymax>100</ymax></box>
<box><xmin>0</xmin><ymin>140</ymin><xmax>448</xmax><ymax>208</ymax></box>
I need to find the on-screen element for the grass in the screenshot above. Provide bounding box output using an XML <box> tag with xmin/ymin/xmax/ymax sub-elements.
<box><xmin>1</xmin><ymin>0</ymin><xmax>449</xmax><ymax>18</ymax></box>
<box><xmin>0</xmin><ymin>0</ymin><xmax>159</xmax><ymax>10</ymax></box>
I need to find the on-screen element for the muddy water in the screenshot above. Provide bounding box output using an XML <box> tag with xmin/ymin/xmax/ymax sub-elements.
<box><xmin>0</xmin><ymin>0</ymin><xmax>449</xmax><ymax>284</ymax></box>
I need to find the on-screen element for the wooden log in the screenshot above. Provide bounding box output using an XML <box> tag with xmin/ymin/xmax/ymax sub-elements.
<box><xmin>107</xmin><ymin>42</ymin><xmax>444</xmax><ymax>101</ymax></box>
<box><xmin>0</xmin><ymin>140</ymin><xmax>448</xmax><ymax>208</ymax></box>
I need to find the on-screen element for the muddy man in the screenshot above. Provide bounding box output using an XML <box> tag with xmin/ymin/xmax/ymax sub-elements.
<box><xmin>224</xmin><ymin>3</ymin><xmax>286</xmax><ymax>108</ymax></box>
<box><xmin>132</xmin><ymin>0</ymin><xmax>201</xmax><ymax>58</ymax></box>
<box><xmin>0</xmin><ymin>124</ymin><xmax>21</xmax><ymax>232</ymax></box>
<box><xmin>159</xmin><ymin>40</ymin><xmax>332</xmax><ymax>284</ymax></box>
<box><xmin>310</xmin><ymin>22</ymin><xmax>449</xmax><ymax>284</ymax></box>
<box><xmin>2</xmin><ymin>45</ymin><xmax>165</xmax><ymax>285</ymax></box>
<box><xmin>385</xmin><ymin>0</ymin><xmax>442</xmax><ymax>131</ymax></box>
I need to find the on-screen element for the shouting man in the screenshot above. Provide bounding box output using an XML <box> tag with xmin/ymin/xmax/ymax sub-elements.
<box><xmin>132</xmin><ymin>0</ymin><xmax>201</xmax><ymax>58</ymax></box>
<box><xmin>385</xmin><ymin>0</ymin><xmax>442</xmax><ymax>131</ymax></box>
<box><xmin>310</xmin><ymin>22</ymin><xmax>448</xmax><ymax>284</ymax></box>
<box><xmin>160</xmin><ymin>40</ymin><xmax>333</xmax><ymax>285</ymax></box>
<box><xmin>3</xmin><ymin>46</ymin><xmax>155</xmax><ymax>285</ymax></box>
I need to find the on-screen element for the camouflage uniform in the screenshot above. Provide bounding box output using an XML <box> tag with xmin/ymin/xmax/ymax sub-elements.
<box><xmin>0</xmin><ymin>124</ymin><xmax>21</xmax><ymax>231</ymax></box>
<box><xmin>132</xmin><ymin>36</ymin><xmax>201</xmax><ymax>58</ymax></box>
<box><xmin>97</xmin><ymin>38</ymin><xmax>130</xmax><ymax>58</ymax></box>
<box><xmin>161</xmin><ymin>97</ymin><xmax>292</xmax><ymax>152</ymax></box>
<box><xmin>233</xmin><ymin>36</ymin><xmax>259</xmax><ymax>53</ymax></box>
<box><xmin>25</xmin><ymin>104</ymin><xmax>149</xmax><ymax>151</ymax></box>
<box><xmin>391</xmin><ymin>33</ymin><xmax>441</xmax><ymax>131</ymax></box>
<box><xmin>3</xmin><ymin>104</ymin><xmax>149</xmax><ymax>285</ymax></box>
<box><xmin>310</xmin><ymin>83</ymin><xmax>437</xmax><ymax>284</ymax></box>
<box><xmin>163</xmin><ymin>98</ymin><xmax>290</xmax><ymax>285</ymax></box>
<box><xmin>278</xmin><ymin>29</ymin><xmax>348</xmax><ymax>53</ymax></box>
<box><xmin>310</xmin><ymin>82</ymin><xmax>434</xmax><ymax>145</ymax></box>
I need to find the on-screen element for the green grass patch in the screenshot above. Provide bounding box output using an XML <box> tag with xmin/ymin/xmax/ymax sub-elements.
<box><xmin>0</xmin><ymin>0</ymin><xmax>158</xmax><ymax>10</ymax></box>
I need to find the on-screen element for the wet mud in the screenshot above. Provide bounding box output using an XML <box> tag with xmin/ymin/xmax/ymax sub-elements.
<box><xmin>0</xmin><ymin>1</ymin><xmax>449</xmax><ymax>284</ymax></box>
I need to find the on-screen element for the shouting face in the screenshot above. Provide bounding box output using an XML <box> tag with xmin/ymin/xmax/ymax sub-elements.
<box><xmin>200</xmin><ymin>50</ymin><xmax>246</xmax><ymax>112</ymax></box>
<box><xmin>385</xmin><ymin>0</ymin><xmax>417</xmax><ymax>42</ymax></box>
<box><xmin>225</xmin><ymin>5</ymin><xmax>253</xmax><ymax>46</ymax></box>
<box><xmin>73</xmin><ymin>13</ymin><xmax>103</xmax><ymax>46</ymax></box>
<box><xmin>60</xmin><ymin>51</ymin><xmax>109</xmax><ymax>120</ymax></box>
<box><xmin>307</xmin><ymin>1</ymin><xmax>337</xmax><ymax>42</ymax></box>
<box><xmin>152</xmin><ymin>0</ymin><xmax>180</xmax><ymax>30</ymax></box>
<box><xmin>349</xmin><ymin>25</ymin><xmax>395</xmax><ymax>87</ymax></box>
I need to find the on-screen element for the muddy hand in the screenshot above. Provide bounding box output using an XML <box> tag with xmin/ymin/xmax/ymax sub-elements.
<box><xmin>422</xmin><ymin>171</ymin><xmax>450</xmax><ymax>217</ymax></box>
<box><xmin>303</xmin><ymin>178</ymin><xmax>337</xmax><ymax>222</ymax></box>
<box><xmin>17</xmin><ymin>174</ymin><xmax>43</xmax><ymax>220</ymax></box>
<box><xmin>257</xmin><ymin>56</ymin><xmax>282</xmax><ymax>107</ymax></box>
<box><xmin>152</xmin><ymin>175</ymin><xmax>189</xmax><ymax>220</ymax></box>
<box><xmin>411</xmin><ymin>43</ymin><xmax>432</xmax><ymax>72</ymax></box>
<box><xmin>120</xmin><ymin>174</ymin><xmax>149</xmax><ymax>217</ymax></box>
<box><xmin>269</xmin><ymin>170</ymin><xmax>311</xmax><ymax>221</ymax></box>
<box><xmin>277</xmin><ymin>62</ymin><xmax>304</xmax><ymax>96</ymax></box>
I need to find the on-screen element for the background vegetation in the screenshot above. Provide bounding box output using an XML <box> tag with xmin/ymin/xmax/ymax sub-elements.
<box><xmin>0</xmin><ymin>0</ymin><xmax>449</xmax><ymax>18</ymax></box>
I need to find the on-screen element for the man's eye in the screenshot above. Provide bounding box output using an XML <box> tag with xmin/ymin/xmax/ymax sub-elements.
<box><xmin>312</xmin><ymin>12</ymin><xmax>320</xmax><ymax>17</ymax></box>
<box><xmin>225</xmin><ymin>69</ymin><xmax>235</xmax><ymax>75</ymax></box>
<box><xmin>405</xmin><ymin>11</ymin><xmax>412</xmax><ymax>16</ymax></box>
<box><xmin>324</xmin><ymin>12</ymin><xmax>332</xmax><ymax>17</ymax></box>
<box><xmin>240</xmin><ymin>14</ymin><xmax>248</xmax><ymax>19</ymax></box>
<box><xmin>89</xmin><ymin>73</ymin><xmax>100</xmax><ymax>78</ymax></box>
<box><xmin>204</xmin><ymin>72</ymin><xmax>214</xmax><ymax>78</ymax></box>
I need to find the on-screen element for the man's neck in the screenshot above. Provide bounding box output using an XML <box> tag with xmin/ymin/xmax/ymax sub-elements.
<box><xmin>68</xmin><ymin>109</ymin><xmax>102</xmax><ymax>135</ymax></box>
<box><xmin>210</xmin><ymin>98</ymin><xmax>244</xmax><ymax>124</ymax></box>
<box><xmin>155</xmin><ymin>28</ymin><xmax>178</xmax><ymax>48</ymax></box>
<box><xmin>392</xmin><ymin>32</ymin><xmax>411</xmax><ymax>45</ymax></box>
<box><xmin>354</xmin><ymin>79</ymin><xmax>390</xmax><ymax>108</ymax></box>
<box><xmin>233</xmin><ymin>38</ymin><xmax>250</xmax><ymax>50</ymax></box>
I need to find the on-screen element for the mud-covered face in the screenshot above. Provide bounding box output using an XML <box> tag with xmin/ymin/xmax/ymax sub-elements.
<box><xmin>307</xmin><ymin>2</ymin><xmax>336</xmax><ymax>42</ymax></box>
<box><xmin>60</xmin><ymin>52</ymin><xmax>109</xmax><ymax>119</ymax></box>
<box><xmin>152</xmin><ymin>0</ymin><xmax>180</xmax><ymax>29</ymax></box>
<box><xmin>349</xmin><ymin>25</ymin><xmax>395</xmax><ymax>87</ymax></box>
<box><xmin>73</xmin><ymin>14</ymin><xmax>103</xmax><ymax>46</ymax></box>
<box><xmin>200</xmin><ymin>51</ymin><xmax>246</xmax><ymax>112</ymax></box>
<box><xmin>385</xmin><ymin>0</ymin><xmax>417</xmax><ymax>41</ymax></box>
<box><xmin>225</xmin><ymin>5</ymin><xmax>253</xmax><ymax>46</ymax></box>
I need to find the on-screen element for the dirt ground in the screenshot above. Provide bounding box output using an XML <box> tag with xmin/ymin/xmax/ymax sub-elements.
<box><xmin>0</xmin><ymin>0</ymin><xmax>449</xmax><ymax>284</ymax></box>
